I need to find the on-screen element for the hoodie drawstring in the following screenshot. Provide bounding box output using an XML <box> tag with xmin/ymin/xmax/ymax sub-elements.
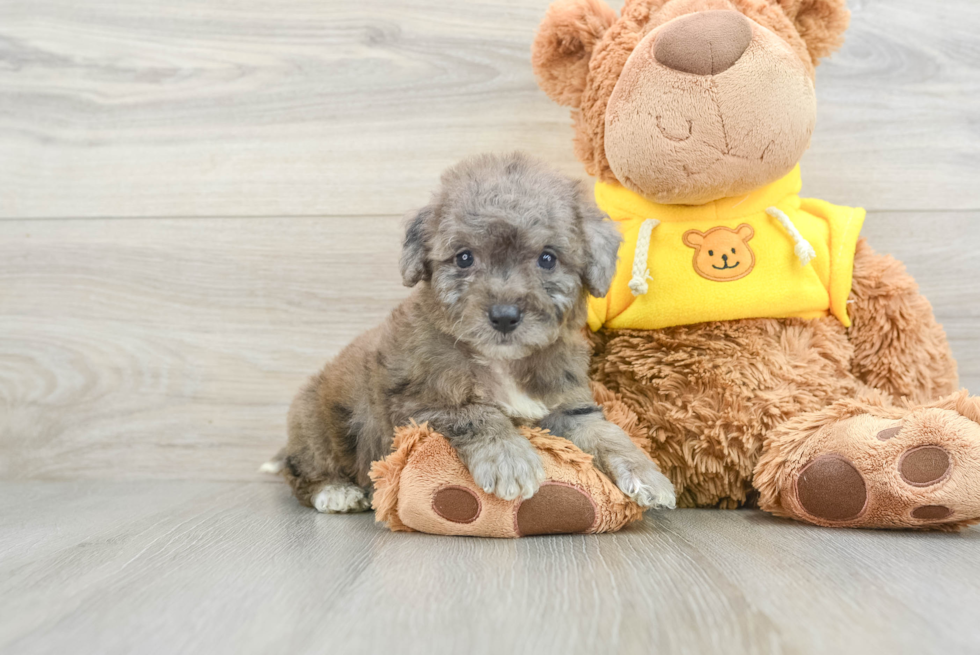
<box><xmin>628</xmin><ymin>219</ymin><xmax>660</xmax><ymax>296</ymax></box>
<box><xmin>766</xmin><ymin>207</ymin><xmax>816</xmax><ymax>267</ymax></box>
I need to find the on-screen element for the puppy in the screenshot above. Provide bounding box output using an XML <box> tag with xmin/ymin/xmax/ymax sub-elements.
<box><xmin>267</xmin><ymin>152</ymin><xmax>676</xmax><ymax>514</ymax></box>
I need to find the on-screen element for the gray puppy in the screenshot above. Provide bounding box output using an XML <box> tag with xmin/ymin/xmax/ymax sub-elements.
<box><xmin>265</xmin><ymin>152</ymin><xmax>676</xmax><ymax>514</ymax></box>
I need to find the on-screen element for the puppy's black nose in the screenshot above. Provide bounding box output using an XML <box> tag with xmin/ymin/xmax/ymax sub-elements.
<box><xmin>489</xmin><ymin>305</ymin><xmax>523</xmax><ymax>334</ymax></box>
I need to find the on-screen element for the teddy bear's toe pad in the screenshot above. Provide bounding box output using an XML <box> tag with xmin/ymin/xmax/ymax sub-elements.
<box><xmin>432</xmin><ymin>486</ymin><xmax>481</xmax><ymax>524</ymax></box>
<box><xmin>796</xmin><ymin>455</ymin><xmax>867</xmax><ymax>522</ymax></box>
<box><xmin>898</xmin><ymin>446</ymin><xmax>951</xmax><ymax>486</ymax></box>
<box><xmin>912</xmin><ymin>505</ymin><xmax>952</xmax><ymax>520</ymax></box>
<box><xmin>516</xmin><ymin>483</ymin><xmax>596</xmax><ymax>536</ymax></box>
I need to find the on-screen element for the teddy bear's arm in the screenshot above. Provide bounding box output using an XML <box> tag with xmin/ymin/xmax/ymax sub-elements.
<box><xmin>847</xmin><ymin>238</ymin><xmax>958</xmax><ymax>404</ymax></box>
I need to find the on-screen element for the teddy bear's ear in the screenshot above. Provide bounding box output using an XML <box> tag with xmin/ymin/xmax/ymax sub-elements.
<box><xmin>532</xmin><ymin>0</ymin><xmax>618</xmax><ymax>108</ymax></box>
<box><xmin>777</xmin><ymin>0</ymin><xmax>851</xmax><ymax>65</ymax></box>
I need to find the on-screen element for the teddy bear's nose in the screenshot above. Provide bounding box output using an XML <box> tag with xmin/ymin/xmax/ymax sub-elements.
<box><xmin>654</xmin><ymin>10</ymin><xmax>753</xmax><ymax>76</ymax></box>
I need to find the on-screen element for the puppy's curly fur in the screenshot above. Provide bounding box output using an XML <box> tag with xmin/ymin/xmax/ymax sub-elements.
<box><xmin>269</xmin><ymin>152</ymin><xmax>676</xmax><ymax>513</ymax></box>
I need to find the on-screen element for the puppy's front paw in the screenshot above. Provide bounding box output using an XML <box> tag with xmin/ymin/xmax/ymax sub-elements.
<box><xmin>605</xmin><ymin>454</ymin><xmax>676</xmax><ymax>510</ymax></box>
<box><xmin>462</xmin><ymin>437</ymin><xmax>546</xmax><ymax>502</ymax></box>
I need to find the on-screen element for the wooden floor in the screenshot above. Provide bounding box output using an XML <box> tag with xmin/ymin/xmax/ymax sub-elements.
<box><xmin>1</xmin><ymin>0</ymin><xmax>979</xmax><ymax>653</ymax></box>
<box><xmin>2</xmin><ymin>481</ymin><xmax>980</xmax><ymax>655</ymax></box>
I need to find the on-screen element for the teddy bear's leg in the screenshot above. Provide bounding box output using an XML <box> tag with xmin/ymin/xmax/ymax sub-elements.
<box><xmin>588</xmin><ymin>320</ymin><xmax>858</xmax><ymax>509</ymax></box>
<box><xmin>754</xmin><ymin>392</ymin><xmax>980</xmax><ymax>530</ymax></box>
<box><xmin>370</xmin><ymin>424</ymin><xmax>645</xmax><ymax>536</ymax></box>
<box><xmin>848</xmin><ymin>238</ymin><xmax>959</xmax><ymax>404</ymax></box>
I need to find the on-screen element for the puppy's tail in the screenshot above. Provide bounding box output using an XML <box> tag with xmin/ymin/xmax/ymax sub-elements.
<box><xmin>259</xmin><ymin>447</ymin><xmax>287</xmax><ymax>475</ymax></box>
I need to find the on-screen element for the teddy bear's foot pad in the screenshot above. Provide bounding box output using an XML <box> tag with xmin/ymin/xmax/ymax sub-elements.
<box><xmin>432</xmin><ymin>486</ymin><xmax>482</xmax><ymax>524</ymax></box>
<box><xmin>371</xmin><ymin>424</ymin><xmax>646</xmax><ymax>537</ymax></box>
<box><xmin>795</xmin><ymin>455</ymin><xmax>868</xmax><ymax>522</ymax></box>
<box><xmin>516</xmin><ymin>483</ymin><xmax>597</xmax><ymax>536</ymax></box>
<box><xmin>757</xmin><ymin>393</ymin><xmax>980</xmax><ymax>530</ymax></box>
<box><xmin>431</xmin><ymin>481</ymin><xmax>597</xmax><ymax>535</ymax></box>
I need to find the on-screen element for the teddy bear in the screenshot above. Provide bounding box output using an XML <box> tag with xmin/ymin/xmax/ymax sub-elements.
<box><xmin>527</xmin><ymin>0</ymin><xmax>980</xmax><ymax>530</ymax></box>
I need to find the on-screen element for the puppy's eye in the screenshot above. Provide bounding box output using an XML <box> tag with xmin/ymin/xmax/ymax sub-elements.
<box><xmin>537</xmin><ymin>251</ymin><xmax>557</xmax><ymax>270</ymax></box>
<box><xmin>455</xmin><ymin>250</ymin><xmax>474</xmax><ymax>269</ymax></box>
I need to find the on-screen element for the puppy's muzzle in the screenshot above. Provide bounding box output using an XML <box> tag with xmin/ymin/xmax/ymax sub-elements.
<box><xmin>488</xmin><ymin>304</ymin><xmax>523</xmax><ymax>334</ymax></box>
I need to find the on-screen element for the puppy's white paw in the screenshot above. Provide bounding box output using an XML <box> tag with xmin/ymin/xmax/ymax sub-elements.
<box><xmin>464</xmin><ymin>438</ymin><xmax>546</xmax><ymax>502</ymax></box>
<box><xmin>312</xmin><ymin>484</ymin><xmax>371</xmax><ymax>514</ymax></box>
<box><xmin>607</xmin><ymin>455</ymin><xmax>676</xmax><ymax>510</ymax></box>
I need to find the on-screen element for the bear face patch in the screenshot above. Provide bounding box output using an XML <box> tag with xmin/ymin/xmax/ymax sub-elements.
<box><xmin>682</xmin><ymin>224</ymin><xmax>756</xmax><ymax>282</ymax></box>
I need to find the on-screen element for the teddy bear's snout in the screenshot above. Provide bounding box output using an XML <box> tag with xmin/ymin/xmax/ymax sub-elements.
<box><xmin>603</xmin><ymin>6</ymin><xmax>816</xmax><ymax>204</ymax></box>
<box><xmin>654</xmin><ymin>10</ymin><xmax>753</xmax><ymax>76</ymax></box>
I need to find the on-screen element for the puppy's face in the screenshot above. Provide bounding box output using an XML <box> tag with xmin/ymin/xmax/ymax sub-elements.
<box><xmin>400</xmin><ymin>153</ymin><xmax>620</xmax><ymax>361</ymax></box>
<box><xmin>429</xmin><ymin>208</ymin><xmax>582</xmax><ymax>361</ymax></box>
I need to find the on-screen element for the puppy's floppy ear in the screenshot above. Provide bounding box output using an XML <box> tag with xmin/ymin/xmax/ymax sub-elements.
<box><xmin>776</xmin><ymin>0</ymin><xmax>850</xmax><ymax>65</ymax></box>
<box><xmin>399</xmin><ymin>206</ymin><xmax>433</xmax><ymax>287</ymax></box>
<box><xmin>532</xmin><ymin>0</ymin><xmax>617</xmax><ymax>108</ymax></box>
<box><xmin>577</xmin><ymin>197</ymin><xmax>621</xmax><ymax>298</ymax></box>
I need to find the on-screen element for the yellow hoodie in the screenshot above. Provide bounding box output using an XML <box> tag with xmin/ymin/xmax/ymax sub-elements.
<box><xmin>588</xmin><ymin>166</ymin><xmax>865</xmax><ymax>332</ymax></box>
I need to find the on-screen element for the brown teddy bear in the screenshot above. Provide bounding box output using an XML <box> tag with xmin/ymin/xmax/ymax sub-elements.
<box><xmin>530</xmin><ymin>0</ymin><xmax>980</xmax><ymax>530</ymax></box>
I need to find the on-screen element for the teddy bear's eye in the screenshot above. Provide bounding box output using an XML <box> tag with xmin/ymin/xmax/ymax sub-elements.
<box><xmin>732</xmin><ymin>248</ymin><xmax>736</xmax><ymax>254</ymax></box>
<box><xmin>708</xmin><ymin>250</ymin><xmax>714</xmax><ymax>257</ymax></box>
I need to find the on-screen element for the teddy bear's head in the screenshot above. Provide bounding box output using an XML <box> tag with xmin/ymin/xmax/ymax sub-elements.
<box><xmin>532</xmin><ymin>0</ymin><xmax>850</xmax><ymax>205</ymax></box>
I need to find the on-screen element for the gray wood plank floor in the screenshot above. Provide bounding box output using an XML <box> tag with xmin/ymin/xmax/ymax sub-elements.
<box><xmin>3</xmin><ymin>481</ymin><xmax>980</xmax><ymax>655</ymax></box>
<box><xmin>1</xmin><ymin>0</ymin><xmax>979</xmax><ymax>653</ymax></box>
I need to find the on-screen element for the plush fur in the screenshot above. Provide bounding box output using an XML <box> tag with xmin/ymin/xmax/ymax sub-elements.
<box><xmin>532</xmin><ymin>0</ymin><xmax>619</xmax><ymax>108</ymax></box>
<box><xmin>847</xmin><ymin>239</ymin><xmax>959</xmax><ymax>404</ymax></box>
<box><xmin>587</xmin><ymin>241</ymin><xmax>959</xmax><ymax>509</ymax></box>
<box><xmin>533</xmin><ymin>0</ymin><xmax>980</xmax><ymax>530</ymax></box>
